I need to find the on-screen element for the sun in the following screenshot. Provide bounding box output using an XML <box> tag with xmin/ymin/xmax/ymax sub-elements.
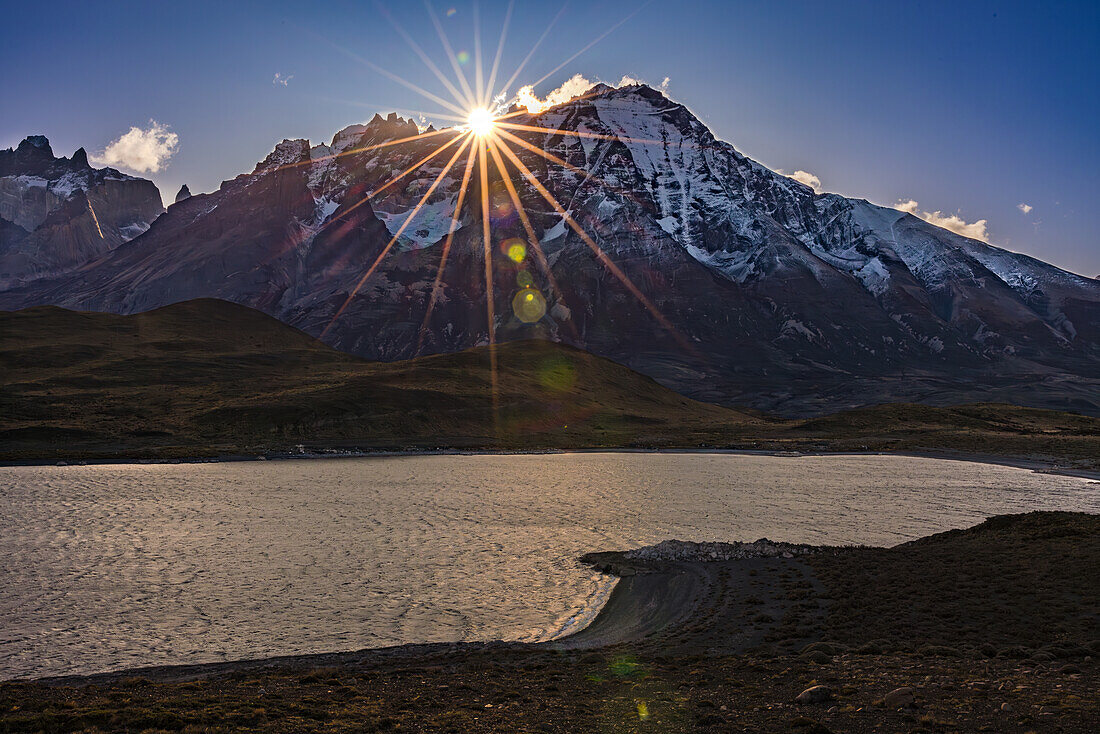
<box><xmin>466</xmin><ymin>107</ymin><xmax>496</xmax><ymax>137</ymax></box>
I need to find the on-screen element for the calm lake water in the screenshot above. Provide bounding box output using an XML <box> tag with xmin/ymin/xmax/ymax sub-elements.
<box><xmin>1</xmin><ymin>453</ymin><xmax>1097</xmax><ymax>679</ymax></box>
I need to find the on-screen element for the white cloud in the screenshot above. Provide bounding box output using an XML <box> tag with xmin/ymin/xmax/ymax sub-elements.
<box><xmin>895</xmin><ymin>199</ymin><xmax>920</xmax><ymax>215</ymax></box>
<box><xmin>273</xmin><ymin>72</ymin><xmax>293</xmax><ymax>87</ymax></box>
<box><xmin>895</xmin><ymin>199</ymin><xmax>989</xmax><ymax>241</ymax></box>
<box><xmin>616</xmin><ymin>75</ymin><xmax>670</xmax><ymax>93</ymax></box>
<box><xmin>1017</xmin><ymin>202</ymin><xmax>1033</xmax><ymax>214</ymax></box>
<box><xmin>516</xmin><ymin>73</ymin><xmax>596</xmax><ymax>114</ymax></box>
<box><xmin>92</xmin><ymin>121</ymin><xmax>179</xmax><ymax>174</ymax></box>
<box><xmin>516</xmin><ymin>73</ymin><xmax>672</xmax><ymax>113</ymax></box>
<box><xmin>786</xmin><ymin>170</ymin><xmax>822</xmax><ymax>193</ymax></box>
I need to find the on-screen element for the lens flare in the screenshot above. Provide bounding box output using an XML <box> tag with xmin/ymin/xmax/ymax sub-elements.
<box><xmin>503</xmin><ymin>238</ymin><xmax>527</xmax><ymax>263</ymax></box>
<box><xmin>512</xmin><ymin>287</ymin><xmax>546</xmax><ymax>323</ymax></box>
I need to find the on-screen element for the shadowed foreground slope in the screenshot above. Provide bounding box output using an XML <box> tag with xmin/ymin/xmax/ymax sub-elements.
<box><xmin>0</xmin><ymin>299</ymin><xmax>760</xmax><ymax>458</ymax></box>
<box><xmin>1</xmin><ymin>298</ymin><xmax>1098</xmax><ymax>469</ymax></box>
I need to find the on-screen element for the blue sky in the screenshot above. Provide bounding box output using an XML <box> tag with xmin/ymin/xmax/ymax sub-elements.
<box><xmin>2</xmin><ymin>0</ymin><xmax>1097</xmax><ymax>276</ymax></box>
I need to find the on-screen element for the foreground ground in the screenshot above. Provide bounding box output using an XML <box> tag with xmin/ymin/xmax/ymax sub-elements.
<box><xmin>2</xmin><ymin>512</ymin><xmax>1097</xmax><ymax>732</ymax></box>
<box><xmin>2</xmin><ymin>299</ymin><xmax>1098</xmax><ymax>472</ymax></box>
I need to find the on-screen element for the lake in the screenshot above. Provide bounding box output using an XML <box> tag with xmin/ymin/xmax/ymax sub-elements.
<box><xmin>1</xmin><ymin>452</ymin><xmax>1097</xmax><ymax>679</ymax></box>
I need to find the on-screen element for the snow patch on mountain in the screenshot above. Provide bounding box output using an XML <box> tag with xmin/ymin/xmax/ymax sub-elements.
<box><xmin>855</xmin><ymin>257</ymin><xmax>892</xmax><ymax>296</ymax></box>
<box><xmin>375</xmin><ymin>197</ymin><xmax>455</xmax><ymax>248</ymax></box>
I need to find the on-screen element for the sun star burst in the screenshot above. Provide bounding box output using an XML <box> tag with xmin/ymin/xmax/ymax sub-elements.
<box><xmin>304</xmin><ymin>3</ymin><xmax>686</xmax><ymax>437</ymax></box>
<box><xmin>466</xmin><ymin>107</ymin><xmax>496</xmax><ymax>137</ymax></box>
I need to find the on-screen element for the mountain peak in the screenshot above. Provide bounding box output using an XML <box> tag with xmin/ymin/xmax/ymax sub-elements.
<box><xmin>253</xmin><ymin>139</ymin><xmax>310</xmax><ymax>174</ymax></box>
<box><xmin>331</xmin><ymin>124</ymin><xmax>369</xmax><ymax>152</ymax></box>
<box><xmin>19</xmin><ymin>135</ymin><xmax>52</xmax><ymax>155</ymax></box>
<box><xmin>174</xmin><ymin>184</ymin><xmax>192</xmax><ymax>203</ymax></box>
<box><xmin>70</xmin><ymin>147</ymin><xmax>89</xmax><ymax>168</ymax></box>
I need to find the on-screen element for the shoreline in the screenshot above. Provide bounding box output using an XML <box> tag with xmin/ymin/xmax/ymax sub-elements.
<box><xmin>3</xmin><ymin>446</ymin><xmax>1097</xmax><ymax>481</ymax></box>
<box><xmin>7</xmin><ymin>512</ymin><xmax>1099</xmax><ymax>688</ymax></box>
<box><xmin>4</xmin><ymin>512</ymin><xmax>1098</xmax><ymax>732</ymax></box>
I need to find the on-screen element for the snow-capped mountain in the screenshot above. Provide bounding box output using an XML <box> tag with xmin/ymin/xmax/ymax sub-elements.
<box><xmin>0</xmin><ymin>136</ymin><xmax>164</xmax><ymax>289</ymax></box>
<box><xmin>1</xmin><ymin>85</ymin><xmax>1097</xmax><ymax>415</ymax></box>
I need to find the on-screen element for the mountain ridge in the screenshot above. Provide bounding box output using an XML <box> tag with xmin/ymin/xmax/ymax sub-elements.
<box><xmin>0</xmin><ymin>135</ymin><xmax>164</xmax><ymax>289</ymax></box>
<box><xmin>1</xmin><ymin>83</ymin><xmax>1096</xmax><ymax>416</ymax></box>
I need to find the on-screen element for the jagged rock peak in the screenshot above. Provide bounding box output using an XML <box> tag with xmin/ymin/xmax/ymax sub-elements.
<box><xmin>366</xmin><ymin>112</ymin><xmax>421</xmax><ymax>138</ymax></box>
<box><xmin>331</xmin><ymin>124</ymin><xmax>369</xmax><ymax>152</ymax></box>
<box><xmin>19</xmin><ymin>135</ymin><xmax>53</xmax><ymax>155</ymax></box>
<box><xmin>253</xmin><ymin>139</ymin><xmax>311</xmax><ymax>174</ymax></box>
<box><xmin>70</xmin><ymin>147</ymin><xmax>89</xmax><ymax>168</ymax></box>
<box><xmin>174</xmin><ymin>184</ymin><xmax>192</xmax><ymax>203</ymax></box>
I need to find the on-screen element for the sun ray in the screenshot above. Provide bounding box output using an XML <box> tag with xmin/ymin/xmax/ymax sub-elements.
<box><xmin>424</xmin><ymin>1</ymin><xmax>479</xmax><ymax>111</ymax></box>
<box><xmin>377</xmin><ymin>1</ymin><xmax>475</xmax><ymax>110</ymax></box>
<box><xmin>501</xmin><ymin>114</ymin><xmax>730</xmax><ymax>155</ymax></box>
<box><xmin>473</xmin><ymin>2</ymin><xmax>485</xmax><ymax>106</ymax></box>
<box><xmin>497</xmin><ymin>3</ymin><xmax>567</xmax><ymax>102</ymax></box>
<box><xmin>317</xmin><ymin>96</ymin><xmax>472</xmax><ymax>124</ymax></box>
<box><xmin>417</xmin><ymin>142</ymin><xmax>478</xmax><ymax>354</ymax></box>
<box><xmin>475</xmin><ymin>135</ymin><xmax>500</xmax><ymax>434</ymax></box>
<box><xmin>483</xmin><ymin>135</ymin><xmax>578</xmax><ymax>340</ymax></box>
<box><xmin>314</xmin><ymin>30</ymin><xmax>471</xmax><ymax>118</ymax></box>
<box><xmin>529</xmin><ymin>2</ymin><xmax>650</xmax><ymax>90</ymax></box>
<box><xmin>497</xmin><ymin>121</ymin><xmax>664</xmax><ymax>146</ymax></box>
<box><xmin>498</xmin><ymin>129</ymin><xmax>652</xmax><ymax>214</ymax></box>
<box><xmin>496</xmin><ymin>127</ymin><xmax>681</xmax><ymax>223</ymax></box>
<box><xmin>313</xmin><ymin>131</ymin><xmax>467</xmax><ymax>243</ymax></box>
<box><xmin>496</xmin><ymin>127</ymin><xmax>597</xmax><ymax>178</ymax></box>
<box><xmin>493</xmin><ymin>139</ymin><xmax>691</xmax><ymax>350</ymax></box>
<box><xmin>484</xmin><ymin>0</ymin><xmax>514</xmax><ymax>107</ymax></box>
<box><xmin>271</xmin><ymin>126</ymin><xmax>459</xmax><ymax>175</ymax></box>
<box><xmin>362</xmin><ymin>57</ymin><xmax>470</xmax><ymax>117</ymax></box>
<box><xmin>322</xmin><ymin>133</ymin><xmax>474</xmax><ymax>338</ymax></box>
<box><xmin>495</xmin><ymin>128</ymin><xmax>645</xmax><ymax>212</ymax></box>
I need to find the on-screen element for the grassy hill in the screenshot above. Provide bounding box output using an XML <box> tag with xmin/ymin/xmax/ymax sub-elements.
<box><xmin>0</xmin><ymin>299</ymin><xmax>765</xmax><ymax>458</ymax></box>
<box><xmin>2</xmin><ymin>299</ymin><xmax>1097</xmax><ymax>468</ymax></box>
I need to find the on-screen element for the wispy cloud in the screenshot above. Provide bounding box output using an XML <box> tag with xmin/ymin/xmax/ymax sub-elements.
<box><xmin>895</xmin><ymin>199</ymin><xmax>989</xmax><ymax>241</ymax></box>
<box><xmin>272</xmin><ymin>72</ymin><xmax>293</xmax><ymax>87</ymax></box>
<box><xmin>1017</xmin><ymin>202</ymin><xmax>1033</xmax><ymax>214</ymax></box>
<box><xmin>91</xmin><ymin>121</ymin><xmax>178</xmax><ymax>174</ymax></box>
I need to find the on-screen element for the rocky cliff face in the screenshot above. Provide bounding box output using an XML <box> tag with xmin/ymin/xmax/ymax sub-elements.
<box><xmin>0</xmin><ymin>136</ymin><xmax>164</xmax><ymax>289</ymax></box>
<box><xmin>1</xmin><ymin>88</ymin><xmax>1097</xmax><ymax>415</ymax></box>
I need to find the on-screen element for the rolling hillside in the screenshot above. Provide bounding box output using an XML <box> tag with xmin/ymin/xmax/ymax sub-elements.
<box><xmin>1</xmin><ymin>299</ymin><xmax>1096</xmax><ymax>468</ymax></box>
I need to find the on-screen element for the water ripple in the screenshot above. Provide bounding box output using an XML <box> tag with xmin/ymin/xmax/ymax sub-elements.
<box><xmin>1</xmin><ymin>453</ymin><xmax>1096</xmax><ymax>679</ymax></box>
